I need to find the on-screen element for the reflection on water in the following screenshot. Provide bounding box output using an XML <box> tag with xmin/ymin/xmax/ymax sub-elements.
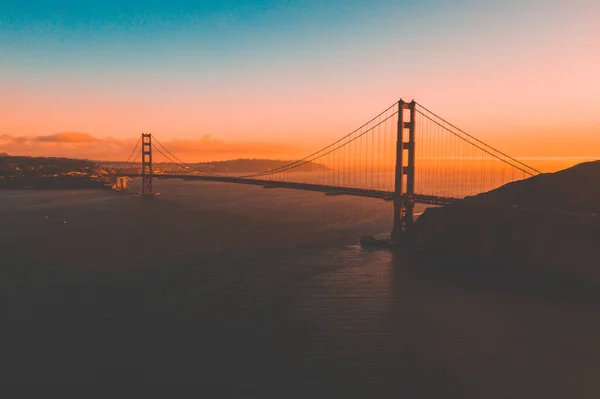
<box><xmin>1</xmin><ymin>180</ymin><xmax>599</xmax><ymax>396</ymax></box>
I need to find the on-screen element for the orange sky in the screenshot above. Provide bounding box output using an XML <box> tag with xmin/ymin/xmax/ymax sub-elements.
<box><xmin>1</xmin><ymin>0</ymin><xmax>599</xmax><ymax>172</ymax></box>
<box><xmin>0</xmin><ymin>132</ymin><xmax>311</xmax><ymax>162</ymax></box>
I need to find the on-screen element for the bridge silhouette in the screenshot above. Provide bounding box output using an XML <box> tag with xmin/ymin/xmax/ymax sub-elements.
<box><xmin>114</xmin><ymin>99</ymin><xmax>540</xmax><ymax>241</ymax></box>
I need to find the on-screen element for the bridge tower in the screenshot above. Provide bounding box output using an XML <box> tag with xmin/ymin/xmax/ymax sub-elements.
<box><xmin>391</xmin><ymin>99</ymin><xmax>416</xmax><ymax>242</ymax></box>
<box><xmin>141</xmin><ymin>133</ymin><xmax>153</xmax><ymax>195</ymax></box>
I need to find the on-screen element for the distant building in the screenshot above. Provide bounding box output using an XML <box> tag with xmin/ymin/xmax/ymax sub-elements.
<box><xmin>112</xmin><ymin>177</ymin><xmax>128</xmax><ymax>190</ymax></box>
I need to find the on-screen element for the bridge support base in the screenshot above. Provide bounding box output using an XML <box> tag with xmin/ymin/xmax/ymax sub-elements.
<box><xmin>391</xmin><ymin>196</ymin><xmax>415</xmax><ymax>244</ymax></box>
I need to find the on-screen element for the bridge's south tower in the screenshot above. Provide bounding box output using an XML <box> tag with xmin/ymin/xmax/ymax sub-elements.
<box><xmin>392</xmin><ymin>100</ymin><xmax>416</xmax><ymax>242</ymax></box>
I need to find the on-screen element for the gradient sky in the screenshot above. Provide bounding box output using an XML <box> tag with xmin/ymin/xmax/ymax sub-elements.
<box><xmin>1</xmin><ymin>0</ymin><xmax>599</xmax><ymax>164</ymax></box>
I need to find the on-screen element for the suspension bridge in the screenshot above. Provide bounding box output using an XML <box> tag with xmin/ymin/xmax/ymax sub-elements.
<box><xmin>113</xmin><ymin>99</ymin><xmax>540</xmax><ymax>241</ymax></box>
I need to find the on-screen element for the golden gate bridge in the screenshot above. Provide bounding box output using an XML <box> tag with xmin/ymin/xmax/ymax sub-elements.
<box><xmin>114</xmin><ymin>99</ymin><xmax>540</xmax><ymax>241</ymax></box>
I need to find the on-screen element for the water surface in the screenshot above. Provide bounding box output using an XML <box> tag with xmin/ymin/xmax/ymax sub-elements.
<box><xmin>1</xmin><ymin>180</ymin><xmax>599</xmax><ymax>397</ymax></box>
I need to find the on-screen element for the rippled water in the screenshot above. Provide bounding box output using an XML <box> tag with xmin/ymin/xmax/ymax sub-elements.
<box><xmin>1</xmin><ymin>180</ymin><xmax>600</xmax><ymax>396</ymax></box>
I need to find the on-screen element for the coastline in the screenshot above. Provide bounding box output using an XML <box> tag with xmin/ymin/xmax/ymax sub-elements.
<box><xmin>407</xmin><ymin>204</ymin><xmax>600</xmax><ymax>286</ymax></box>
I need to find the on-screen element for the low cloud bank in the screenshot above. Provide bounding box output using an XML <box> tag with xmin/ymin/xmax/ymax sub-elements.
<box><xmin>0</xmin><ymin>133</ymin><xmax>304</xmax><ymax>162</ymax></box>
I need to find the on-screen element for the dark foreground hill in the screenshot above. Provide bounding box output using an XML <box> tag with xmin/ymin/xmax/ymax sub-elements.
<box><xmin>463</xmin><ymin>160</ymin><xmax>600</xmax><ymax>214</ymax></box>
<box><xmin>410</xmin><ymin>161</ymin><xmax>600</xmax><ymax>284</ymax></box>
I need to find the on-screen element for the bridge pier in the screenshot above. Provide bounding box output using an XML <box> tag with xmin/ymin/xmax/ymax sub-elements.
<box><xmin>392</xmin><ymin>196</ymin><xmax>415</xmax><ymax>242</ymax></box>
<box><xmin>391</xmin><ymin>99</ymin><xmax>416</xmax><ymax>243</ymax></box>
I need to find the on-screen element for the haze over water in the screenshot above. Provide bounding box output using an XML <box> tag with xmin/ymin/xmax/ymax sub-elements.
<box><xmin>2</xmin><ymin>180</ymin><xmax>600</xmax><ymax>395</ymax></box>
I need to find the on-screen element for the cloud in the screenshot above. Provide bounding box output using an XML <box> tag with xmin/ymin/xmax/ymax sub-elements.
<box><xmin>33</xmin><ymin>132</ymin><xmax>96</xmax><ymax>143</ymax></box>
<box><xmin>0</xmin><ymin>134</ymin><xmax>27</xmax><ymax>144</ymax></box>
<box><xmin>0</xmin><ymin>133</ymin><xmax>308</xmax><ymax>162</ymax></box>
<box><xmin>164</xmin><ymin>135</ymin><xmax>300</xmax><ymax>156</ymax></box>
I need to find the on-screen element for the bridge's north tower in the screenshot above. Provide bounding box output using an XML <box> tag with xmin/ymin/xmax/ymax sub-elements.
<box><xmin>392</xmin><ymin>99</ymin><xmax>416</xmax><ymax>242</ymax></box>
<box><xmin>141</xmin><ymin>133</ymin><xmax>153</xmax><ymax>195</ymax></box>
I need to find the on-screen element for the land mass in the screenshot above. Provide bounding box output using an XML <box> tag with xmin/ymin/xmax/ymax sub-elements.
<box><xmin>410</xmin><ymin>160</ymin><xmax>600</xmax><ymax>284</ymax></box>
<box><xmin>103</xmin><ymin>158</ymin><xmax>328</xmax><ymax>174</ymax></box>
<box><xmin>191</xmin><ymin>159</ymin><xmax>328</xmax><ymax>173</ymax></box>
<box><xmin>1</xmin><ymin>155</ymin><xmax>329</xmax><ymax>188</ymax></box>
<box><xmin>0</xmin><ymin>155</ymin><xmax>109</xmax><ymax>189</ymax></box>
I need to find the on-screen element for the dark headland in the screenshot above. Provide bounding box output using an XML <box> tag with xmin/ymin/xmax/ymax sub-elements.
<box><xmin>409</xmin><ymin>161</ymin><xmax>600</xmax><ymax>285</ymax></box>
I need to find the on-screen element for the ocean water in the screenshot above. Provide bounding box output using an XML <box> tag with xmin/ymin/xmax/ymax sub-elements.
<box><xmin>1</xmin><ymin>180</ymin><xmax>599</xmax><ymax>396</ymax></box>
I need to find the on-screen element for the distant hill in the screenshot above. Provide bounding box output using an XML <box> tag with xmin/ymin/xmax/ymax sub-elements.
<box><xmin>100</xmin><ymin>158</ymin><xmax>329</xmax><ymax>174</ymax></box>
<box><xmin>188</xmin><ymin>159</ymin><xmax>328</xmax><ymax>174</ymax></box>
<box><xmin>1</xmin><ymin>156</ymin><xmax>330</xmax><ymax>188</ymax></box>
<box><xmin>0</xmin><ymin>155</ymin><xmax>108</xmax><ymax>189</ymax></box>
<box><xmin>1</xmin><ymin>156</ymin><xmax>98</xmax><ymax>174</ymax></box>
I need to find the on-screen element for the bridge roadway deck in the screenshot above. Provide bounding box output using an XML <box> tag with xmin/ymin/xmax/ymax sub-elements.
<box><xmin>121</xmin><ymin>174</ymin><xmax>459</xmax><ymax>206</ymax></box>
